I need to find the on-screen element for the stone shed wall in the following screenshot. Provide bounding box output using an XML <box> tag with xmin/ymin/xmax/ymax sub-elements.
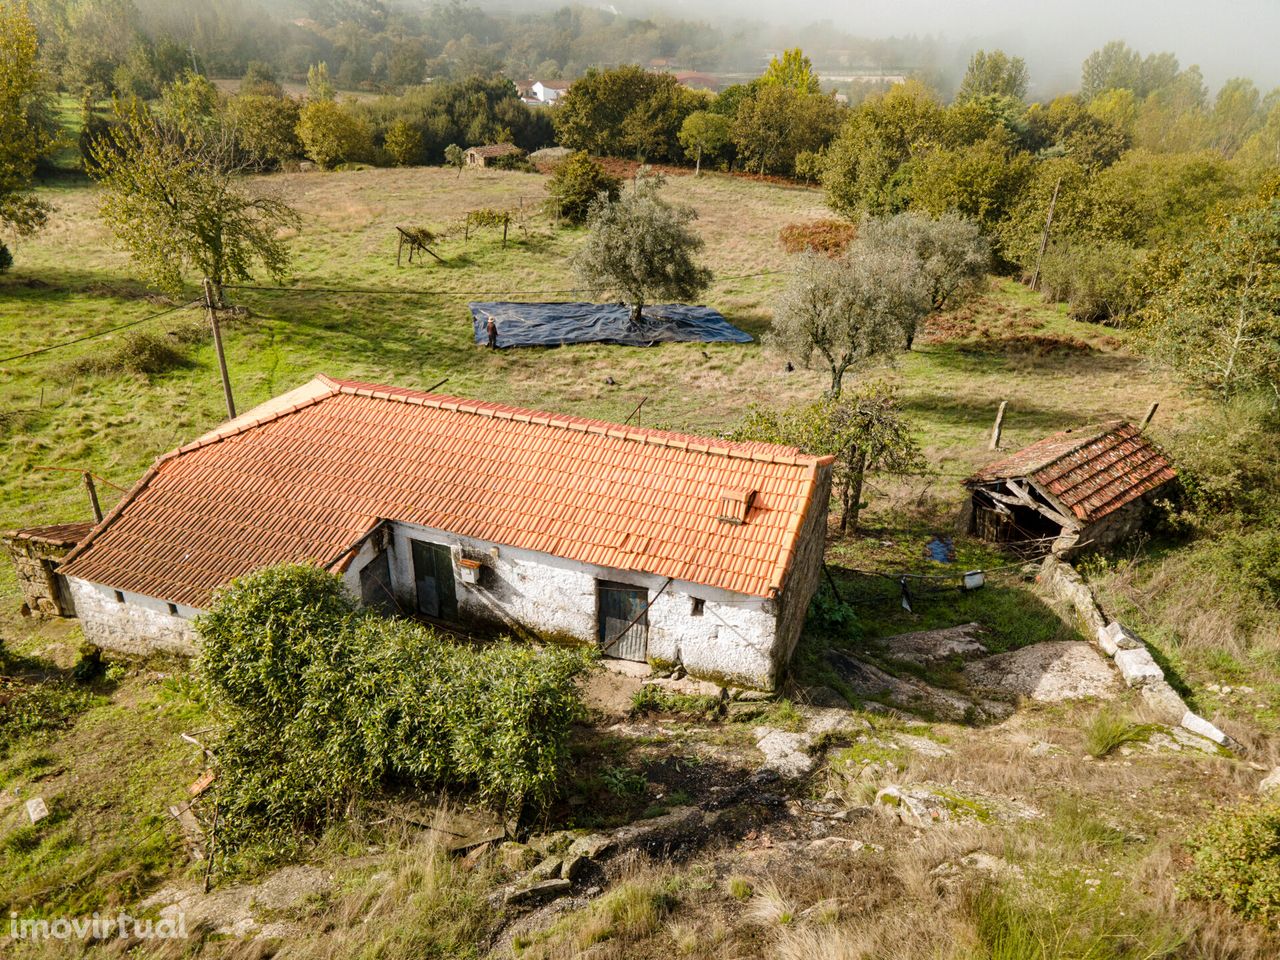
<box><xmin>361</xmin><ymin>521</ymin><xmax>783</xmax><ymax>689</ymax></box>
<box><xmin>67</xmin><ymin>577</ymin><xmax>200</xmax><ymax>656</ymax></box>
<box><xmin>3</xmin><ymin>536</ymin><xmax>76</xmax><ymax>617</ymax></box>
<box><xmin>771</xmin><ymin>462</ymin><xmax>833</xmax><ymax>678</ymax></box>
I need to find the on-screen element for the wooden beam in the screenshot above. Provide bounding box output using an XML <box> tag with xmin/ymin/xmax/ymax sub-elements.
<box><xmin>989</xmin><ymin>400</ymin><xmax>1007</xmax><ymax>451</ymax></box>
<box><xmin>1005</xmin><ymin>480</ymin><xmax>1079</xmax><ymax>529</ymax></box>
<box><xmin>1141</xmin><ymin>401</ymin><xmax>1159</xmax><ymax>429</ymax></box>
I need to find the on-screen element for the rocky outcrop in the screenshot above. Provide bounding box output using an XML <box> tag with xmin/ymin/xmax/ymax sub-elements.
<box><xmin>876</xmin><ymin>623</ymin><xmax>989</xmax><ymax>667</ymax></box>
<box><xmin>962</xmin><ymin>641</ymin><xmax>1118</xmax><ymax>702</ymax></box>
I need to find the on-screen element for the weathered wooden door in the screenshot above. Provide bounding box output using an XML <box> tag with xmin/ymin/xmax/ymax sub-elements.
<box><xmin>359</xmin><ymin>550</ymin><xmax>396</xmax><ymax>615</ymax></box>
<box><xmin>598</xmin><ymin>580</ymin><xmax>648</xmax><ymax>661</ymax></box>
<box><xmin>411</xmin><ymin>540</ymin><xmax>457</xmax><ymax>621</ymax></box>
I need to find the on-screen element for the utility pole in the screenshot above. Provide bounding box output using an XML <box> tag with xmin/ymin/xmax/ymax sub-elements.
<box><xmin>83</xmin><ymin>472</ymin><xmax>103</xmax><ymax>523</ymax></box>
<box><xmin>1029</xmin><ymin>176</ymin><xmax>1061</xmax><ymax>292</ymax></box>
<box><xmin>203</xmin><ymin>278</ymin><xmax>236</xmax><ymax>420</ymax></box>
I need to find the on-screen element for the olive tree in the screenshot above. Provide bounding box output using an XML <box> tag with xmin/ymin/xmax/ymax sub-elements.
<box><xmin>572</xmin><ymin>174</ymin><xmax>712</xmax><ymax>324</ymax></box>
<box><xmin>90</xmin><ymin>94</ymin><xmax>299</xmax><ymax>303</ymax></box>
<box><xmin>732</xmin><ymin>383</ymin><xmax>925</xmax><ymax>533</ymax></box>
<box><xmin>858</xmin><ymin>211</ymin><xmax>990</xmax><ymax>315</ymax></box>
<box><xmin>770</xmin><ymin>243</ymin><xmax>929</xmax><ymax>397</ymax></box>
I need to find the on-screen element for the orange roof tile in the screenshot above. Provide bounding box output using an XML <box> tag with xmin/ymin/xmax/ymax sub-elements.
<box><xmin>61</xmin><ymin>376</ymin><xmax>831</xmax><ymax>607</ymax></box>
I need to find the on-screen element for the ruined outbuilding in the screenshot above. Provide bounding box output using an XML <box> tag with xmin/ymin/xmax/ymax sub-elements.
<box><xmin>1</xmin><ymin>522</ymin><xmax>93</xmax><ymax>617</ymax></box>
<box><xmin>963</xmin><ymin>421</ymin><xmax>1176</xmax><ymax>555</ymax></box>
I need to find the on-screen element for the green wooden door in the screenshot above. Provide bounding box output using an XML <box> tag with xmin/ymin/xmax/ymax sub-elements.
<box><xmin>411</xmin><ymin>539</ymin><xmax>458</xmax><ymax>621</ymax></box>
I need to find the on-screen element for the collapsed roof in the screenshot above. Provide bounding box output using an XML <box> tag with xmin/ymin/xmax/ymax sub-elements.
<box><xmin>966</xmin><ymin>421</ymin><xmax>1176</xmax><ymax>525</ymax></box>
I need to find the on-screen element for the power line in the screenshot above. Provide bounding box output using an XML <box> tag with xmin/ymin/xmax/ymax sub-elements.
<box><xmin>222</xmin><ymin>270</ymin><xmax>783</xmax><ymax>299</ymax></box>
<box><xmin>0</xmin><ymin>300</ymin><xmax>201</xmax><ymax>365</ymax></box>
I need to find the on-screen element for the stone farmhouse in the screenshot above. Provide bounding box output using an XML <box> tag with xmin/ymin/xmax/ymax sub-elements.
<box><xmin>463</xmin><ymin>143</ymin><xmax>523</xmax><ymax>167</ymax></box>
<box><xmin>57</xmin><ymin>376</ymin><xmax>834</xmax><ymax>690</ymax></box>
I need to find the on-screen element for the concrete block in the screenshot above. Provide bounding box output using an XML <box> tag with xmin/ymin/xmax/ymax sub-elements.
<box><xmin>1140</xmin><ymin>680</ymin><xmax>1189</xmax><ymax>723</ymax></box>
<box><xmin>1097</xmin><ymin>622</ymin><xmax>1144</xmax><ymax>656</ymax></box>
<box><xmin>25</xmin><ymin>797</ymin><xmax>49</xmax><ymax>824</ymax></box>
<box><xmin>1180</xmin><ymin>711</ymin><xmax>1235</xmax><ymax>749</ymax></box>
<box><xmin>1114</xmin><ymin>647</ymin><xmax>1163</xmax><ymax>688</ymax></box>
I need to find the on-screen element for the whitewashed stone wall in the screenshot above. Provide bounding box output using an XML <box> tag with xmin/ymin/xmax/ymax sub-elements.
<box><xmin>367</xmin><ymin>521</ymin><xmax>784</xmax><ymax>689</ymax></box>
<box><xmin>67</xmin><ymin>577</ymin><xmax>199</xmax><ymax>656</ymax></box>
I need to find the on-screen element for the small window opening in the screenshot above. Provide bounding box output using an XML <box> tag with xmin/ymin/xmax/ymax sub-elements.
<box><xmin>167</xmin><ymin>602</ymin><xmax>179</xmax><ymax>616</ymax></box>
<box><xmin>113</xmin><ymin>590</ymin><xmax>125</xmax><ymax>603</ymax></box>
<box><xmin>691</xmin><ymin>597</ymin><xmax>705</xmax><ymax>617</ymax></box>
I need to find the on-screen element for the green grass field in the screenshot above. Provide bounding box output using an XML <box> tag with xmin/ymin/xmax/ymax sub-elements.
<box><xmin>2</xmin><ymin>164</ymin><xmax>1277</xmax><ymax>956</ymax></box>
<box><xmin>0</xmin><ymin>163</ymin><xmax>1220</xmax><ymax>676</ymax></box>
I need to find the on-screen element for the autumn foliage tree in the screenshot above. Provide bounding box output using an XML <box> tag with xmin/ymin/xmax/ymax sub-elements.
<box><xmin>89</xmin><ymin>88</ymin><xmax>299</xmax><ymax>302</ymax></box>
<box><xmin>1143</xmin><ymin>197</ymin><xmax>1280</xmax><ymax>401</ymax></box>
<box><xmin>0</xmin><ymin>1</ymin><xmax>54</xmax><ymax>245</ymax></box>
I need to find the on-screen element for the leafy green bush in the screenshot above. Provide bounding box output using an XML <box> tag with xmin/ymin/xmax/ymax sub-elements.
<box><xmin>0</xmin><ymin>242</ymin><xmax>12</xmax><ymax>273</ymax></box>
<box><xmin>545</xmin><ymin>151</ymin><xmax>620</xmax><ymax>225</ymax></box>
<box><xmin>1181</xmin><ymin>799</ymin><xmax>1280</xmax><ymax>925</ymax></box>
<box><xmin>806</xmin><ymin>585</ymin><xmax>860</xmax><ymax>639</ymax></box>
<box><xmin>197</xmin><ymin>564</ymin><xmax>593</xmax><ymax>854</ymax></box>
<box><xmin>1037</xmin><ymin>239</ymin><xmax>1144</xmax><ymax>323</ymax></box>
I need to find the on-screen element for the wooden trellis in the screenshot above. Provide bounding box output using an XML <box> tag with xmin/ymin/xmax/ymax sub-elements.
<box><xmin>463</xmin><ymin>208</ymin><xmax>511</xmax><ymax>246</ymax></box>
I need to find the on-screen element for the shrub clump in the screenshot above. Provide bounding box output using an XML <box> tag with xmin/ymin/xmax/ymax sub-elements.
<box><xmin>1037</xmin><ymin>239</ymin><xmax>1144</xmax><ymax>324</ymax></box>
<box><xmin>197</xmin><ymin>564</ymin><xmax>593</xmax><ymax>854</ymax></box>
<box><xmin>1181</xmin><ymin>798</ymin><xmax>1280</xmax><ymax>925</ymax></box>
<box><xmin>778</xmin><ymin>219</ymin><xmax>856</xmax><ymax>256</ymax></box>
<box><xmin>546</xmin><ymin>151</ymin><xmax>621</xmax><ymax>225</ymax></box>
<box><xmin>66</xmin><ymin>321</ymin><xmax>207</xmax><ymax>378</ymax></box>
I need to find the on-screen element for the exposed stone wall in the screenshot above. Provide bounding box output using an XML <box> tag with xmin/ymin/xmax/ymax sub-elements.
<box><xmin>772</xmin><ymin>462</ymin><xmax>833</xmax><ymax>680</ymax></box>
<box><xmin>67</xmin><ymin>577</ymin><xmax>199</xmax><ymax>656</ymax></box>
<box><xmin>368</xmin><ymin>521</ymin><xmax>782</xmax><ymax>689</ymax></box>
<box><xmin>3</xmin><ymin>537</ymin><xmax>75</xmax><ymax>617</ymax></box>
<box><xmin>1038</xmin><ymin>556</ymin><xmax>1236</xmax><ymax>749</ymax></box>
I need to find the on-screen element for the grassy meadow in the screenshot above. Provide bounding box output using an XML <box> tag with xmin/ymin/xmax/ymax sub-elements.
<box><xmin>3</xmin><ymin>165</ymin><xmax>1279</xmax><ymax>956</ymax></box>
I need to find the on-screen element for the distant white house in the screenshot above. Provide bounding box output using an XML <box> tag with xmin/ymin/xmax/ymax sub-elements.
<box><xmin>531</xmin><ymin>80</ymin><xmax>570</xmax><ymax>104</ymax></box>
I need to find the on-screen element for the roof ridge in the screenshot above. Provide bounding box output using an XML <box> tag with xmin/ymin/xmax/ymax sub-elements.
<box><xmin>324</xmin><ymin>376</ymin><xmax>821</xmax><ymax>468</ymax></box>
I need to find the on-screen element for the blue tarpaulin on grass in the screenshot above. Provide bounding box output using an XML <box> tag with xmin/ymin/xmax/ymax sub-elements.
<box><xmin>468</xmin><ymin>301</ymin><xmax>753</xmax><ymax>348</ymax></box>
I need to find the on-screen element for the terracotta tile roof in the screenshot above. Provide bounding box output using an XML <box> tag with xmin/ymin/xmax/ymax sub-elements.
<box><xmin>3</xmin><ymin>522</ymin><xmax>94</xmax><ymax>548</ymax></box>
<box><xmin>60</xmin><ymin>376</ymin><xmax>831</xmax><ymax>607</ymax></box>
<box><xmin>967</xmin><ymin>421</ymin><xmax>1176</xmax><ymax>523</ymax></box>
